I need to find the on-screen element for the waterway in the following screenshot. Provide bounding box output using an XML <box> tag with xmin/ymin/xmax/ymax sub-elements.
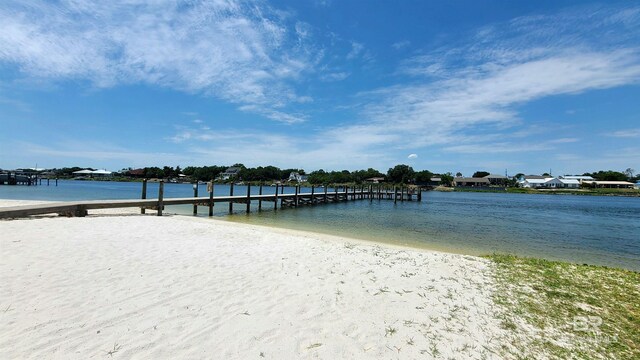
<box><xmin>1</xmin><ymin>180</ymin><xmax>638</xmax><ymax>271</ymax></box>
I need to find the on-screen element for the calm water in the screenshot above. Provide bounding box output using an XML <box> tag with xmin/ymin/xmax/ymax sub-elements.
<box><xmin>1</xmin><ymin>180</ymin><xmax>639</xmax><ymax>271</ymax></box>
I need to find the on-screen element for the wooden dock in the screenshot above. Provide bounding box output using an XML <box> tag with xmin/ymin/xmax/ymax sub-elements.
<box><xmin>0</xmin><ymin>181</ymin><xmax>421</xmax><ymax>219</ymax></box>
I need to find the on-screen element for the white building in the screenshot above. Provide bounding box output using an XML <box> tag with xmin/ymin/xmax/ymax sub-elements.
<box><xmin>519</xmin><ymin>176</ymin><xmax>577</xmax><ymax>189</ymax></box>
<box><xmin>288</xmin><ymin>172</ymin><xmax>308</xmax><ymax>182</ymax></box>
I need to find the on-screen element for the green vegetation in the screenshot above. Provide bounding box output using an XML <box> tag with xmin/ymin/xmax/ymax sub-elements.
<box><xmin>487</xmin><ymin>254</ymin><xmax>639</xmax><ymax>359</ymax></box>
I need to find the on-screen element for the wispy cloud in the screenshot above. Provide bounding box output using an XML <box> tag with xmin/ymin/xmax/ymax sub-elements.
<box><xmin>605</xmin><ymin>128</ymin><xmax>640</xmax><ymax>138</ymax></box>
<box><xmin>0</xmin><ymin>0</ymin><xmax>315</xmax><ymax>123</ymax></box>
<box><xmin>347</xmin><ymin>5</ymin><xmax>640</xmax><ymax>153</ymax></box>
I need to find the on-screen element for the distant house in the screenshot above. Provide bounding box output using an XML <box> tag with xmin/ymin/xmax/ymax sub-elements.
<box><xmin>483</xmin><ymin>174</ymin><xmax>508</xmax><ymax>185</ymax></box>
<box><xmin>288</xmin><ymin>172</ymin><xmax>308</xmax><ymax>182</ymax></box>
<box><xmin>365</xmin><ymin>177</ymin><xmax>386</xmax><ymax>183</ymax></box>
<box><xmin>453</xmin><ymin>177</ymin><xmax>490</xmax><ymax>187</ymax></box>
<box><xmin>520</xmin><ymin>176</ymin><xmax>579</xmax><ymax>189</ymax></box>
<box><xmin>559</xmin><ymin>175</ymin><xmax>595</xmax><ymax>183</ymax></box>
<box><xmin>72</xmin><ymin>169</ymin><xmax>113</xmax><ymax>178</ymax></box>
<box><xmin>558</xmin><ymin>178</ymin><xmax>580</xmax><ymax>188</ymax></box>
<box><xmin>635</xmin><ymin>181</ymin><xmax>640</xmax><ymax>189</ymax></box>
<box><xmin>219</xmin><ymin>167</ymin><xmax>242</xmax><ymax>180</ymax></box>
<box><xmin>582</xmin><ymin>181</ymin><xmax>635</xmax><ymax>189</ymax></box>
<box><xmin>429</xmin><ymin>177</ymin><xmax>442</xmax><ymax>186</ymax></box>
<box><xmin>128</xmin><ymin>168</ymin><xmax>145</xmax><ymax>177</ymax></box>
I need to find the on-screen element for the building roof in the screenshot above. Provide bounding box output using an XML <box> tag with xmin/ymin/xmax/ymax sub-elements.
<box><xmin>483</xmin><ymin>174</ymin><xmax>507</xmax><ymax>179</ymax></box>
<box><xmin>559</xmin><ymin>179</ymin><xmax>580</xmax><ymax>184</ymax></box>
<box><xmin>522</xmin><ymin>178</ymin><xmax>555</xmax><ymax>184</ymax></box>
<box><xmin>523</xmin><ymin>175</ymin><xmax>548</xmax><ymax>180</ymax></box>
<box><xmin>560</xmin><ymin>175</ymin><xmax>594</xmax><ymax>180</ymax></box>
<box><xmin>92</xmin><ymin>169</ymin><xmax>112</xmax><ymax>175</ymax></box>
<box><xmin>72</xmin><ymin>169</ymin><xmax>94</xmax><ymax>174</ymax></box>
<box><xmin>583</xmin><ymin>181</ymin><xmax>635</xmax><ymax>185</ymax></box>
<box><xmin>454</xmin><ymin>177</ymin><xmax>490</xmax><ymax>183</ymax></box>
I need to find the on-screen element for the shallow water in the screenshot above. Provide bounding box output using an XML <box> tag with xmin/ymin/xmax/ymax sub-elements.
<box><xmin>1</xmin><ymin>180</ymin><xmax>639</xmax><ymax>271</ymax></box>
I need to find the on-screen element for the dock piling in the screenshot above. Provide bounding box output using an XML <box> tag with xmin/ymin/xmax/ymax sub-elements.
<box><xmin>157</xmin><ymin>181</ymin><xmax>164</xmax><ymax>216</ymax></box>
<box><xmin>141</xmin><ymin>179</ymin><xmax>147</xmax><ymax>214</ymax></box>
<box><xmin>229</xmin><ymin>183</ymin><xmax>234</xmax><ymax>214</ymax></box>
<box><xmin>246</xmin><ymin>184</ymin><xmax>251</xmax><ymax>213</ymax></box>
<box><xmin>208</xmin><ymin>181</ymin><xmax>214</xmax><ymax>216</ymax></box>
<box><xmin>193</xmin><ymin>183</ymin><xmax>199</xmax><ymax>215</ymax></box>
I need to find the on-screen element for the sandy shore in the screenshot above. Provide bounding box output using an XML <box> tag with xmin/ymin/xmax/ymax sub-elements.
<box><xmin>1</xmin><ymin>200</ymin><xmax>509</xmax><ymax>359</ymax></box>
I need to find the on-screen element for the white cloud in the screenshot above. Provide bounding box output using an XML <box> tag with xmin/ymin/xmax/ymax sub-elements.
<box><xmin>392</xmin><ymin>40</ymin><xmax>410</xmax><ymax>50</ymax></box>
<box><xmin>605</xmin><ymin>128</ymin><xmax>640</xmax><ymax>138</ymax></box>
<box><xmin>347</xmin><ymin>42</ymin><xmax>365</xmax><ymax>60</ymax></box>
<box><xmin>0</xmin><ymin>0</ymin><xmax>314</xmax><ymax>123</ymax></box>
<box><xmin>345</xmin><ymin>5</ymin><xmax>640</xmax><ymax>155</ymax></box>
<box><xmin>408</xmin><ymin>154</ymin><xmax>418</xmax><ymax>159</ymax></box>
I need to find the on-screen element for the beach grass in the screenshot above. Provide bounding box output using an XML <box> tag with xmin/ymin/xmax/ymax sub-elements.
<box><xmin>487</xmin><ymin>254</ymin><xmax>639</xmax><ymax>359</ymax></box>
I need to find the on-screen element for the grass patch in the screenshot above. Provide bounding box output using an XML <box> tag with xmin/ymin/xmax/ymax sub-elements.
<box><xmin>487</xmin><ymin>254</ymin><xmax>639</xmax><ymax>359</ymax></box>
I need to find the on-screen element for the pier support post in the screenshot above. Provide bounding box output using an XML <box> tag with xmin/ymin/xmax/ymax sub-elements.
<box><xmin>324</xmin><ymin>185</ymin><xmax>328</xmax><ymax>204</ymax></box>
<box><xmin>193</xmin><ymin>183</ymin><xmax>199</xmax><ymax>215</ymax></box>
<box><xmin>157</xmin><ymin>180</ymin><xmax>164</xmax><ymax>216</ymax></box>
<box><xmin>394</xmin><ymin>186</ymin><xmax>397</xmax><ymax>204</ymax></box>
<box><xmin>344</xmin><ymin>185</ymin><xmax>348</xmax><ymax>201</ymax></box>
<box><xmin>294</xmin><ymin>186</ymin><xmax>299</xmax><ymax>207</ymax></box>
<box><xmin>401</xmin><ymin>185</ymin><xmax>404</xmax><ymax>202</ymax></box>
<box><xmin>258</xmin><ymin>184</ymin><xmax>263</xmax><ymax>211</ymax></box>
<box><xmin>55</xmin><ymin>177</ymin><xmax>58</xmax><ymax>186</ymax></box>
<box><xmin>209</xmin><ymin>181</ymin><xmax>214</xmax><ymax>216</ymax></box>
<box><xmin>274</xmin><ymin>184</ymin><xmax>279</xmax><ymax>210</ymax></box>
<box><xmin>246</xmin><ymin>184</ymin><xmax>251</xmax><ymax>213</ymax></box>
<box><xmin>229</xmin><ymin>182</ymin><xmax>234</xmax><ymax>214</ymax></box>
<box><xmin>417</xmin><ymin>187</ymin><xmax>422</xmax><ymax>201</ymax></box>
<box><xmin>311</xmin><ymin>186</ymin><xmax>315</xmax><ymax>204</ymax></box>
<box><xmin>334</xmin><ymin>185</ymin><xmax>338</xmax><ymax>202</ymax></box>
<box><xmin>141</xmin><ymin>179</ymin><xmax>147</xmax><ymax>214</ymax></box>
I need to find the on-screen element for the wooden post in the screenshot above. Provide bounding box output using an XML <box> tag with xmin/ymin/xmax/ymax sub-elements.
<box><xmin>246</xmin><ymin>184</ymin><xmax>251</xmax><ymax>213</ymax></box>
<box><xmin>157</xmin><ymin>180</ymin><xmax>164</xmax><ymax>216</ymax></box>
<box><xmin>324</xmin><ymin>185</ymin><xmax>328</xmax><ymax>203</ymax></box>
<box><xmin>394</xmin><ymin>186</ymin><xmax>397</xmax><ymax>204</ymax></box>
<box><xmin>369</xmin><ymin>185</ymin><xmax>373</xmax><ymax>202</ymax></box>
<box><xmin>229</xmin><ymin>182</ymin><xmax>234</xmax><ymax>214</ymax></box>
<box><xmin>141</xmin><ymin>179</ymin><xmax>147</xmax><ymax>214</ymax></box>
<box><xmin>274</xmin><ymin>184</ymin><xmax>279</xmax><ymax>210</ymax></box>
<box><xmin>47</xmin><ymin>178</ymin><xmax>50</xmax><ymax>186</ymax></box>
<box><xmin>193</xmin><ymin>183</ymin><xmax>199</xmax><ymax>215</ymax></box>
<box><xmin>208</xmin><ymin>181</ymin><xmax>214</xmax><ymax>216</ymax></box>
<box><xmin>401</xmin><ymin>185</ymin><xmax>404</xmax><ymax>202</ymax></box>
<box><xmin>258</xmin><ymin>183</ymin><xmax>263</xmax><ymax>211</ymax></box>
<box><xmin>334</xmin><ymin>184</ymin><xmax>338</xmax><ymax>202</ymax></box>
<box><xmin>417</xmin><ymin>187</ymin><xmax>422</xmax><ymax>201</ymax></box>
<box><xmin>294</xmin><ymin>186</ymin><xmax>299</xmax><ymax>207</ymax></box>
<box><xmin>353</xmin><ymin>185</ymin><xmax>356</xmax><ymax>200</ymax></box>
<box><xmin>55</xmin><ymin>177</ymin><xmax>58</xmax><ymax>186</ymax></box>
<box><xmin>311</xmin><ymin>186</ymin><xmax>315</xmax><ymax>204</ymax></box>
<box><xmin>344</xmin><ymin>185</ymin><xmax>349</xmax><ymax>201</ymax></box>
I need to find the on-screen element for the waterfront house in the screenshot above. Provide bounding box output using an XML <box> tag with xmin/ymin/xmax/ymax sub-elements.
<box><xmin>558</xmin><ymin>178</ymin><xmax>580</xmax><ymax>188</ymax></box>
<box><xmin>559</xmin><ymin>175</ymin><xmax>595</xmax><ymax>184</ymax></box>
<box><xmin>483</xmin><ymin>174</ymin><xmax>508</xmax><ymax>185</ymax></box>
<box><xmin>288</xmin><ymin>172</ymin><xmax>308</xmax><ymax>182</ymax></box>
<box><xmin>453</xmin><ymin>177</ymin><xmax>490</xmax><ymax>187</ymax></box>
<box><xmin>365</xmin><ymin>177</ymin><xmax>386</xmax><ymax>183</ymax></box>
<box><xmin>219</xmin><ymin>167</ymin><xmax>242</xmax><ymax>180</ymax></box>
<box><xmin>582</xmin><ymin>181</ymin><xmax>635</xmax><ymax>189</ymax></box>
<box><xmin>519</xmin><ymin>176</ymin><xmax>564</xmax><ymax>188</ymax></box>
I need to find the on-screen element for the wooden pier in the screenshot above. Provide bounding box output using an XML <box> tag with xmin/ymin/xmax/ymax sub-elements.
<box><xmin>0</xmin><ymin>181</ymin><xmax>421</xmax><ymax>219</ymax></box>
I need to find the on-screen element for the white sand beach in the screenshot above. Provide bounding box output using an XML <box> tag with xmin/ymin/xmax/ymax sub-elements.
<box><xmin>1</xmin><ymin>201</ymin><xmax>510</xmax><ymax>359</ymax></box>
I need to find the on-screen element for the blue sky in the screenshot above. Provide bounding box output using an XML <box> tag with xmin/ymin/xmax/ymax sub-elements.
<box><xmin>0</xmin><ymin>0</ymin><xmax>639</xmax><ymax>176</ymax></box>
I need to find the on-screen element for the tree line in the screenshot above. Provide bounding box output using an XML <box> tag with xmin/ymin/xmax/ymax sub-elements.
<box><xmin>47</xmin><ymin>165</ymin><xmax>637</xmax><ymax>185</ymax></box>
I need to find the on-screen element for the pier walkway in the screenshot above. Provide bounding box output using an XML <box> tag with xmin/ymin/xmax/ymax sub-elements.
<box><xmin>0</xmin><ymin>182</ymin><xmax>421</xmax><ymax>219</ymax></box>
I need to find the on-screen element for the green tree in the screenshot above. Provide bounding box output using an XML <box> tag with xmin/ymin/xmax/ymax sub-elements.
<box><xmin>472</xmin><ymin>171</ymin><xmax>490</xmax><ymax>178</ymax></box>
<box><xmin>414</xmin><ymin>170</ymin><xmax>434</xmax><ymax>184</ymax></box>
<box><xmin>439</xmin><ymin>173</ymin><xmax>454</xmax><ymax>186</ymax></box>
<box><xmin>387</xmin><ymin>164</ymin><xmax>415</xmax><ymax>184</ymax></box>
